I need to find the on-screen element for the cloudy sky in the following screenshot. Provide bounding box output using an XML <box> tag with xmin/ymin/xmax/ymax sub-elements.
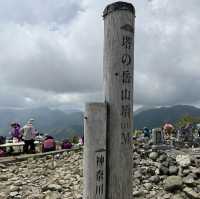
<box><xmin>0</xmin><ymin>0</ymin><xmax>200</xmax><ymax>110</ymax></box>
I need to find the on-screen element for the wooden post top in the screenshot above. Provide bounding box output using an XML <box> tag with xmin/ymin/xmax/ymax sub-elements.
<box><xmin>103</xmin><ymin>1</ymin><xmax>135</xmax><ymax>18</ymax></box>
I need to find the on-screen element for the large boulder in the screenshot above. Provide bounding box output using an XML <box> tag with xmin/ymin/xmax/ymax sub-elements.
<box><xmin>176</xmin><ymin>155</ymin><xmax>191</xmax><ymax>167</ymax></box>
<box><xmin>159</xmin><ymin>166</ymin><xmax>169</xmax><ymax>175</ymax></box>
<box><xmin>183</xmin><ymin>175</ymin><xmax>196</xmax><ymax>186</ymax></box>
<box><xmin>183</xmin><ymin>187</ymin><xmax>200</xmax><ymax>199</ymax></box>
<box><xmin>134</xmin><ymin>170</ymin><xmax>142</xmax><ymax>179</ymax></box>
<box><xmin>46</xmin><ymin>184</ymin><xmax>62</xmax><ymax>192</ymax></box>
<box><xmin>169</xmin><ymin>166</ymin><xmax>178</xmax><ymax>175</ymax></box>
<box><xmin>158</xmin><ymin>154</ymin><xmax>167</xmax><ymax>162</ymax></box>
<box><xmin>164</xmin><ymin>176</ymin><xmax>183</xmax><ymax>191</ymax></box>
<box><xmin>149</xmin><ymin>175</ymin><xmax>160</xmax><ymax>183</ymax></box>
<box><xmin>149</xmin><ymin>152</ymin><xmax>159</xmax><ymax>161</ymax></box>
<box><xmin>45</xmin><ymin>191</ymin><xmax>61</xmax><ymax>199</ymax></box>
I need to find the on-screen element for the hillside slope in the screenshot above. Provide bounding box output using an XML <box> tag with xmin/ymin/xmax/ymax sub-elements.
<box><xmin>134</xmin><ymin>105</ymin><xmax>200</xmax><ymax>129</ymax></box>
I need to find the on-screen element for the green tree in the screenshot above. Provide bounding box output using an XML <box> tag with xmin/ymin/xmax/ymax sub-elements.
<box><xmin>175</xmin><ymin>115</ymin><xmax>200</xmax><ymax>128</ymax></box>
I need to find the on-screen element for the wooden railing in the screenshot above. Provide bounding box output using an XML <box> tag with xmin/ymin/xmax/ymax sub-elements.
<box><xmin>0</xmin><ymin>146</ymin><xmax>83</xmax><ymax>164</ymax></box>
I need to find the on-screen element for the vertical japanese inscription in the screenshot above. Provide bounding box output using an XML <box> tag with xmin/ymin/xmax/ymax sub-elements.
<box><xmin>121</xmin><ymin>132</ymin><xmax>131</xmax><ymax>145</ymax></box>
<box><xmin>121</xmin><ymin>105</ymin><xmax>131</xmax><ymax>118</ymax></box>
<box><xmin>121</xmin><ymin>54</ymin><xmax>131</xmax><ymax>65</ymax></box>
<box><xmin>120</xmin><ymin>33</ymin><xmax>133</xmax><ymax>146</ymax></box>
<box><xmin>122</xmin><ymin>35</ymin><xmax>132</xmax><ymax>49</ymax></box>
<box><xmin>95</xmin><ymin>151</ymin><xmax>106</xmax><ymax>199</ymax></box>
<box><xmin>122</xmin><ymin>71</ymin><xmax>131</xmax><ymax>83</ymax></box>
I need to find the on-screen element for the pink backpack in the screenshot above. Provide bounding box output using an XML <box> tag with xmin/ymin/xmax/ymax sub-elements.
<box><xmin>43</xmin><ymin>139</ymin><xmax>55</xmax><ymax>149</ymax></box>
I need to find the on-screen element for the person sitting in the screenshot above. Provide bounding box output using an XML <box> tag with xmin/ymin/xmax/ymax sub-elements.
<box><xmin>78</xmin><ymin>136</ymin><xmax>84</xmax><ymax>146</ymax></box>
<box><xmin>0</xmin><ymin>136</ymin><xmax>6</xmax><ymax>157</ymax></box>
<box><xmin>0</xmin><ymin>136</ymin><xmax>6</xmax><ymax>145</ymax></box>
<box><xmin>0</xmin><ymin>147</ymin><xmax>6</xmax><ymax>157</ymax></box>
<box><xmin>61</xmin><ymin>139</ymin><xmax>73</xmax><ymax>149</ymax></box>
<box><xmin>42</xmin><ymin>135</ymin><xmax>56</xmax><ymax>152</ymax></box>
<box><xmin>143</xmin><ymin>127</ymin><xmax>150</xmax><ymax>138</ymax></box>
<box><xmin>20</xmin><ymin>120</ymin><xmax>36</xmax><ymax>154</ymax></box>
<box><xmin>163</xmin><ymin>123</ymin><xmax>174</xmax><ymax>140</ymax></box>
<box><xmin>183</xmin><ymin>123</ymin><xmax>193</xmax><ymax>142</ymax></box>
<box><xmin>9</xmin><ymin>122</ymin><xmax>21</xmax><ymax>142</ymax></box>
<box><xmin>7</xmin><ymin>122</ymin><xmax>21</xmax><ymax>154</ymax></box>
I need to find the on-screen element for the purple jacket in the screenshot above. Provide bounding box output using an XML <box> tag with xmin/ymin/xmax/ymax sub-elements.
<box><xmin>62</xmin><ymin>142</ymin><xmax>72</xmax><ymax>149</ymax></box>
<box><xmin>10</xmin><ymin>126</ymin><xmax>21</xmax><ymax>139</ymax></box>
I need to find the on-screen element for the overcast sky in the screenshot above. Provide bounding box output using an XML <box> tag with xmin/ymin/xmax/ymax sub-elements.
<box><xmin>0</xmin><ymin>0</ymin><xmax>200</xmax><ymax>110</ymax></box>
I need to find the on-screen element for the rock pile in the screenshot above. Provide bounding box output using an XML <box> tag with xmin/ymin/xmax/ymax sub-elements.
<box><xmin>0</xmin><ymin>150</ymin><xmax>83</xmax><ymax>199</ymax></box>
<box><xmin>133</xmin><ymin>142</ymin><xmax>200</xmax><ymax>199</ymax></box>
<box><xmin>1</xmin><ymin>144</ymin><xmax>200</xmax><ymax>198</ymax></box>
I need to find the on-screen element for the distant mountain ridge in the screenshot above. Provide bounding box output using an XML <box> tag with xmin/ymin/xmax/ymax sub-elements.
<box><xmin>0</xmin><ymin>107</ymin><xmax>83</xmax><ymax>140</ymax></box>
<box><xmin>134</xmin><ymin>106</ymin><xmax>154</xmax><ymax>115</ymax></box>
<box><xmin>134</xmin><ymin>105</ymin><xmax>200</xmax><ymax>129</ymax></box>
<box><xmin>1</xmin><ymin>105</ymin><xmax>200</xmax><ymax>139</ymax></box>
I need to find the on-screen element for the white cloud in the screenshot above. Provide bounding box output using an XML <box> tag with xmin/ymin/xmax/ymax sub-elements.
<box><xmin>0</xmin><ymin>0</ymin><xmax>200</xmax><ymax>109</ymax></box>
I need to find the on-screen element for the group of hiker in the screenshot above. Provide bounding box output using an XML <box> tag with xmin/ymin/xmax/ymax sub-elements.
<box><xmin>9</xmin><ymin>119</ymin><xmax>37</xmax><ymax>153</ymax></box>
<box><xmin>0</xmin><ymin>119</ymin><xmax>83</xmax><ymax>157</ymax></box>
<box><xmin>142</xmin><ymin>122</ymin><xmax>198</xmax><ymax>142</ymax></box>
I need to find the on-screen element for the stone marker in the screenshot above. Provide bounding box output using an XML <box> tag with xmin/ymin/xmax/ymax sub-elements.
<box><xmin>151</xmin><ymin>128</ymin><xmax>173</xmax><ymax>150</ymax></box>
<box><xmin>152</xmin><ymin>128</ymin><xmax>164</xmax><ymax>145</ymax></box>
<box><xmin>103</xmin><ymin>2</ymin><xmax>135</xmax><ymax>199</ymax></box>
<box><xmin>83</xmin><ymin>103</ymin><xmax>107</xmax><ymax>199</ymax></box>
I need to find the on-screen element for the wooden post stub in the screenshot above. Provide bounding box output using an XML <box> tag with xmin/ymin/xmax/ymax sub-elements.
<box><xmin>83</xmin><ymin>103</ymin><xmax>107</xmax><ymax>199</ymax></box>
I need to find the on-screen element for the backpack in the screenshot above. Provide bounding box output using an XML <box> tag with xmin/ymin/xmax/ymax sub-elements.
<box><xmin>62</xmin><ymin>141</ymin><xmax>72</xmax><ymax>149</ymax></box>
<box><xmin>43</xmin><ymin>139</ymin><xmax>55</xmax><ymax>149</ymax></box>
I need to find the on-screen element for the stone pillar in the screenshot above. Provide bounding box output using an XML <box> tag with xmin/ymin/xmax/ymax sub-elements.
<box><xmin>152</xmin><ymin>128</ymin><xmax>164</xmax><ymax>145</ymax></box>
<box><xmin>103</xmin><ymin>2</ymin><xmax>135</xmax><ymax>199</ymax></box>
<box><xmin>83</xmin><ymin>103</ymin><xmax>107</xmax><ymax>199</ymax></box>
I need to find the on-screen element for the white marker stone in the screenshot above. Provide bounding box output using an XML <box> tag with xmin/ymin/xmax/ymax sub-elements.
<box><xmin>83</xmin><ymin>103</ymin><xmax>107</xmax><ymax>199</ymax></box>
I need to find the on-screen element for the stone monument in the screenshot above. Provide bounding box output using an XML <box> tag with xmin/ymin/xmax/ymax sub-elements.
<box><xmin>83</xmin><ymin>103</ymin><xmax>107</xmax><ymax>199</ymax></box>
<box><xmin>152</xmin><ymin>128</ymin><xmax>164</xmax><ymax>145</ymax></box>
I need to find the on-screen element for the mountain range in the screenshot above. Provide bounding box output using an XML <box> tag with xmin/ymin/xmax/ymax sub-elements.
<box><xmin>134</xmin><ymin>105</ymin><xmax>200</xmax><ymax>129</ymax></box>
<box><xmin>1</xmin><ymin>105</ymin><xmax>200</xmax><ymax>139</ymax></box>
<box><xmin>0</xmin><ymin>107</ymin><xmax>83</xmax><ymax>140</ymax></box>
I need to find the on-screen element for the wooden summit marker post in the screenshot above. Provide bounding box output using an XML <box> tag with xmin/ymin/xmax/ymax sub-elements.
<box><xmin>83</xmin><ymin>2</ymin><xmax>135</xmax><ymax>199</ymax></box>
<box><xmin>103</xmin><ymin>2</ymin><xmax>135</xmax><ymax>199</ymax></box>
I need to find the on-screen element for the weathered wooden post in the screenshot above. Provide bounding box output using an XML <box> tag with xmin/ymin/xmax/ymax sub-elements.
<box><xmin>83</xmin><ymin>103</ymin><xmax>107</xmax><ymax>199</ymax></box>
<box><xmin>103</xmin><ymin>2</ymin><xmax>135</xmax><ymax>199</ymax></box>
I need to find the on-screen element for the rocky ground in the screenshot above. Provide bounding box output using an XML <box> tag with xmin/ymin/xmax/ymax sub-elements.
<box><xmin>0</xmin><ymin>150</ymin><xmax>83</xmax><ymax>199</ymax></box>
<box><xmin>133</xmin><ymin>141</ymin><xmax>200</xmax><ymax>199</ymax></box>
<box><xmin>1</xmin><ymin>144</ymin><xmax>200</xmax><ymax>198</ymax></box>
